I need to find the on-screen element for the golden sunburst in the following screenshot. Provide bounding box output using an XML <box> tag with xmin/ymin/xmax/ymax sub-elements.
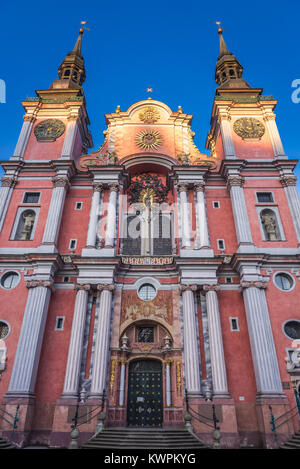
<box><xmin>135</xmin><ymin>129</ymin><xmax>163</xmax><ymax>150</ymax></box>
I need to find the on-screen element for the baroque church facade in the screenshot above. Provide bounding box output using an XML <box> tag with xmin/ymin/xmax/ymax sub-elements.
<box><xmin>0</xmin><ymin>26</ymin><xmax>300</xmax><ymax>448</ymax></box>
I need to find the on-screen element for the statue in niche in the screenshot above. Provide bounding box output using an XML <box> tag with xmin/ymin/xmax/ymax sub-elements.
<box><xmin>261</xmin><ymin>211</ymin><xmax>278</xmax><ymax>241</ymax></box>
<box><xmin>18</xmin><ymin>211</ymin><xmax>35</xmax><ymax>240</ymax></box>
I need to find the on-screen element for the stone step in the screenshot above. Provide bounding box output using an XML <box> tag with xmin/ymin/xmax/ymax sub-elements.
<box><xmin>0</xmin><ymin>437</ymin><xmax>14</xmax><ymax>449</ymax></box>
<box><xmin>81</xmin><ymin>427</ymin><xmax>208</xmax><ymax>450</ymax></box>
<box><xmin>280</xmin><ymin>431</ymin><xmax>300</xmax><ymax>449</ymax></box>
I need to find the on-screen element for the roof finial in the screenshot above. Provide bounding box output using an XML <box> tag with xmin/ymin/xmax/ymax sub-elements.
<box><xmin>72</xmin><ymin>21</ymin><xmax>89</xmax><ymax>56</ymax></box>
<box><xmin>215</xmin><ymin>21</ymin><xmax>230</xmax><ymax>57</ymax></box>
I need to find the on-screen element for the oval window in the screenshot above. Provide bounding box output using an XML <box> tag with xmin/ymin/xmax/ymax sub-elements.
<box><xmin>274</xmin><ymin>273</ymin><xmax>294</xmax><ymax>291</ymax></box>
<box><xmin>138</xmin><ymin>284</ymin><xmax>157</xmax><ymax>301</ymax></box>
<box><xmin>0</xmin><ymin>321</ymin><xmax>10</xmax><ymax>340</ymax></box>
<box><xmin>0</xmin><ymin>272</ymin><xmax>20</xmax><ymax>290</ymax></box>
<box><xmin>283</xmin><ymin>320</ymin><xmax>300</xmax><ymax>340</ymax></box>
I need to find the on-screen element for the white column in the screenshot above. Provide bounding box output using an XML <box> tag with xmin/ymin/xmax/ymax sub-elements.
<box><xmin>86</xmin><ymin>183</ymin><xmax>103</xmax><ymax>248</ymax></box>
<box><xmin>281</xmin><ymin>175</ymin><xmax>300</xmax><ymax>244</ymax></box>
<box><xmin>264</xmin><ymin>116</ymin><xmax>286</xmax><ymax>158</ymax></box>
<box><xmin>60</xmin><ymin>119</ymin><xmax>78</xmax><ymax>159</ymax></box>
<box><xmin>203</xmin><ymin>284</ymin><xmax>229</xmax><ymax>397</ymax></box>
<box><xmin>241</xmin><ymin>281</ymin><xmax>283</xmax><ymax>396</ymax></box>
<box><xmin>181</xmin><ymin>285</ymin><xmax>201</xmax><ymax>395</ymax></box>
<box><xmin>12</xmin><ymin>117</ymin><xmax>34</xmax><ymax>159</ymax></box>
<box><xmin>42</xmin><ymin>175</ymin><xmax>69</xmax><ymax>245</ymax></box>
<box><xmin>104</xmin><ymin>183</ymin><xmax>119</xmax><ymax>248</ymax></box>
<box><xmin>194</xmin><ymin>182</ymin><xmax>210</xmax><ymax>249</ymax></box>
<box><xmin>219</xmin><ymin>116</ymin><xmax>236</xmax><ymax>158</ymax></box>
<box><xmin>119</xmin><ymin>359</ymin><xmax>126</xmax><ymax>406</ymax></box>
<box><xmin>0</xmin><ymin>176</ymin><xmax>16</xmax><ymax>232</ymax></box>
<box><xmin>165</xmin><ymin>360</ymin><xmax>172</xmax><ymax>406</ymax></box>
<box><xmin>7</xmin><ymin>280</ymin><xmax>53</xmax><ymax>397</ymax></box>
<box><xmin>90</xmin><ymin>284</ymin><xmax>114</xmax><ymax>398</ymax></box>
<box><xmin>178</xmin><ymin>183</ymin><xmax>192</xmax><ymax>249</ymax></box>
<box><xmin>62</xmin><ymin>284</ymin><xmax>90</xmax><ymax>398</ymax></box>
<box><xmin>227</xmin><ymin>174</ymin><xmax>253</xmax><ymax>245</ymax></box>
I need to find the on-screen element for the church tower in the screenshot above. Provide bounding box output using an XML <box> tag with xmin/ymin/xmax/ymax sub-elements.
<box><xmin>0</xmin><ymin>26</ymin><xmax>299</xmax><ymax>450</ymax></box>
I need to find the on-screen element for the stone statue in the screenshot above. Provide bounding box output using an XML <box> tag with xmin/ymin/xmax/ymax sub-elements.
<box><xmin>261</xmin><ymin>212</ymin><xmax>277</xmax><ymax>241</ymax></box>
<box><xmin>19</xmin><ymin>212</ymin><xmax>35</xmax><ymax>240</ymax></box>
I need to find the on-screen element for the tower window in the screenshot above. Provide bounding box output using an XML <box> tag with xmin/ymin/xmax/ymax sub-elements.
<box><xmin>213</xmin><ymin>201</ymin><xmax>220</xmax><ymax>209</ymax></box>
<box><xmin>217</xmin><ymin>239</ymin><xmax>225</xmax><ymax>250</ymax></box>
<box><xmin>257</xmin><ymin>192</ymin><xmax>274</xmax><ymax>203</ymax></box>
<box><xmin>274</xmin><ymin>272</ymin><xmax>294</xmax><ymax>292</ymax></box>
<box><xmin>283</xmin><ymin>320</ymin><xmax>300</xmax><ymax>340</ymax></box>
<box><xmin>230</xmin><ymin>318</ymin><xmax>239</xmax><ymax>331</ymax></box>
<box><xmin>23</xmin><ymin>192</ymin><xmax>40</xmax><ymax>204</ymax></box>
<box><xmin>0</xmin><ymin>272</ymin><xmax>20</xmax><ymax>290</ymax></box>
<box><xmin>55</xmin><ymin>317</ymin><xmax>65</xmax><ymax>331</ymax></box>
<box><xmin>75</xmin><ymin>202</ymin><xmax>83</xmax><ymax>210</ymax></box>
<box><xmin>138</xmin><ymin>284</ymin><xmax>157</xmax><ymax>301</ymax></box>
<box><xmin>69</xmin><ymin>239</ymin><xmax>77</xmax><ymax>250</ymax></box>
<box><xmin>0</xmin><ymin>321</ymin><xmax>10</xmax><ymax>340</ymax></box>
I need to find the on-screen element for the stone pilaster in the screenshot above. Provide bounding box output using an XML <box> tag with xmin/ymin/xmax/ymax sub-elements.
<box><xmin>119</xmin><ymin>359</ymin><xmax>126</xmax><ymax>406</ymax></box>
<box><xmin>194</xmin><ymin>182</ymin><xmax>210</xmax><ymax>249</ymax></box>
<box><xmin>60</xmin><ymin>116</ymin><xmax>78</xmax><ymax>159</ymax></box>
<box><xmin>263</xmin><ymin>114</ymin><xmax>286</xmax><ymax>158</ymax></box>
<box><xmin>226</xmin><ymin>174</ymin><xmax>253</xmax><ymax>246</ymax></box>
<box><xmin>178</xmin><ymin>183</ymin><xmax>192</xmax><ymax>249</ymax></box>
<box><xmin>218</xmin><ymin>113</ymin><xmax>236</xmax><ymax>158</ymax></box>
<box><xmin>61</xmin><ymin>284</ymin><xmax>91</xmax><ymax>398</ymax></box>
<box><xmin>104</xmin><ymin>183</ymin><xmax>119</xmax><ymax>249</ymax></box>
<box><xmin>41</xmin><ymin>175</ymin><xmax>70</xmax><ymax>246</ymax></box>
<box><xmin>203</xmin><ymin>284</ymin><xmax>229</xmax><ymax>398</ymax></box>
<box><xmin>180</xmin><ymin>285</ymin><xmax>201</xmax><ymax>395</ymax></box>
<box><xmin>6</xmin><ymin>280</ymin><xmax>53</xmax><ymax>398</ymax></box>
<box><xmin>0</xmin><ymin>176</ymin><xmax>17</xmax><ymax>232</ymax></box>
<box><xmin>12</xmin><ymin>116</ymin><xmax>35</xmax><ymax>159</ymax></box>
<box><xmin>280</xmin><ymin>175</ymin><xmax>300</xmax><ymax>244</ymax></box>
<box><xmin>241</xmin><ymin>281</ymin><xmax>283</xmax><ymax>396</ymax></box>
<box><xmin>86</xmin><ymin>183</ymin><xmax>103</xmax><ymax>248</ymax></box>
<box><xmin>89</xmin><ymin>284</ymin><xmax>114</xmax><ymax>398</ymax></box>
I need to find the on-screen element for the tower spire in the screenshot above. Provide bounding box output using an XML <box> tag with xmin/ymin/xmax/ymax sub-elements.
<box><xmin>50</xmin><ymin>25</ymin><xmax>87</xmax><ymax>91</ymax></box>
<box><xmin>214</xmin><ymin>24</ymin><xmax>250</xmax><ymax>89</ymax></box>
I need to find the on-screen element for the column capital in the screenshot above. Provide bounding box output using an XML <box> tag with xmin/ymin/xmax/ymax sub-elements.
<box><xmin>240</xmin><ymin>281</ymin><xmax>267</xmax><ymax>290</ymax></box>
<box><xmin>108</xmin><ymin>182</ymin><xmax>119</xmax><ymax>192</ymax></box>
<box><xmin>226</xmin><ymin>174</ymin><xmax>244</xmax><ymax>190</ymax></box>
<box><xmin>1</xmin><ymin>176</ymin><xmax>17</xmax><ymax>188</ymax></box>
<box><xmin>202</xmin><ymin>284</ymin><xmax>220</xmax><ymax>293</ymax></box>
<box><xmin>52</xmin><ymin>175</ymin><xmax>70</xmax><ymax>189</ymax></box>
<box><xmin>93</xmin><ymin>182</ymin><xmax>104</xmax><ymax>192</ymax></box>
<box><xmin>280</xmin><ymin>175</ymin><xmax>297</xmax><ymax>187</ymax></box>
<box><xmin>177</xmin><ymin>182</ymin><xmax>189</xmax><ymax>193</ymax></box>
<box><xmin>97</xmin><ymin>283</ymin><xmax>115</xmax><ymax>292</ymax></box>
<box><xmin>75</xmin><ymin>283</ymin><xmax>91</xmax><ymax>292</ymax></box>
<box><xmin>194</xmin><ymin>182</ymin><xmax>205</xmax><ymax>192</ymax></box>
<box><xmin>26</xmin><ymin>279</ymin><xmax>54</xmax><ymax>292</ymax></box>
<box><xmin>179</xmin><ymin>284</ymin><xmax>198</xmax><ymax>293</ymax></box>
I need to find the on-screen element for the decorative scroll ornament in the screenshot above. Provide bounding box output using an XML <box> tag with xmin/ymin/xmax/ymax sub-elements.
<box><xmin>80</xmin><ymin>150</ymin><xmax>118</xmax><ymax>169</ymax></box>
<box><xmin>139</xmin><ymin>106</ymin><xmax>160</xmax><ymax>124</ymax></box>
<box><xmin>110</xmin><ymin>359</ymin><xmax>116</xmax><ymax>394</ymax></box>
<box><xmin>128</xmin><ymin>173</ymin><xmax>168</xmax><ymax>205</ymax></box>
<box><xmin>240</xmin><ymin>281</ymin><xmax>267</xmax><ymax>290</ymax></box>
<box><xmin>233</xmin><ymin>118</ymin><xmax>265</xmax><ymax>140</ymax></box>
<box><xmin>135</xmin><ymin>129</ymin><xmax>163</xmax><ymax>150</ymax></box>
<box><xmin>34</xmin><ymin>119</ymin><xmax>65</xmax><ymax>142</ymax></box>
<box><xmin>176</xmin><ymin>361</ymin><xmax>182</xmax><ymax>394</ymax></box>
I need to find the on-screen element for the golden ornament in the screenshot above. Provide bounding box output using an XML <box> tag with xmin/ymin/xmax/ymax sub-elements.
<box><xmin>135</xmin><ymin>129</ymin><xmax>163</xmax><ymax>150</ymax></box>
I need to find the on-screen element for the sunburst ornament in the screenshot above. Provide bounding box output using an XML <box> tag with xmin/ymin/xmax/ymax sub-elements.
<box><xmin>135</xmin><ymin>129</ymin><xmax>163</xmax><ymax>150</ymax></box>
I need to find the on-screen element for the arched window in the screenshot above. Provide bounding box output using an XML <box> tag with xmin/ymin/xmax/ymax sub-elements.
<box><xmin>260</xmin><ymin>209</ymin><xmax>280</xmax><ymax>241</ymax></box>
<box><xmin>15</xmin><ymin>209</ymin><xmax>36</xmax><ymax>240</ymax></box>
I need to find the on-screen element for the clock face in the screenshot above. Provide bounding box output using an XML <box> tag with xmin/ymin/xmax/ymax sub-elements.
<box><xmin>34</xmin><ymin>119</ymin><xmax>65</xmax><ymax>142</ymax></box>
<box><xmin>233</xmin><ymin>117</ymin><xmax>265</xmax><ymax>140</ymax></box>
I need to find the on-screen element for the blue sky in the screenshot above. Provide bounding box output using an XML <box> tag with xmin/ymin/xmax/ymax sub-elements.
<box><xmin>1</xmin><ymin>1</ymin><xmax>300</xmax><ymax>187</ymax></box>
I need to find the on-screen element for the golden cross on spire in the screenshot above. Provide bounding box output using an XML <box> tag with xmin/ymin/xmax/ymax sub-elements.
<box><xmin>79</xmin><ymin>20</ymin><xmax>90</xmax><ymax>33</ymax></box>
<box><xmin>215</xmin><ymin>21</ymin><xmax>223</xmax><ymax>34</ymax></box>
<box><xmin>144</xmin><ymin>86</ymin><xmax>155</xmax><ymax>99</ymax></box>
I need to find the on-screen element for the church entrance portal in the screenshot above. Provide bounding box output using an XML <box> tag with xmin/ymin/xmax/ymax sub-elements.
<box><xmin>127</xmin><ymin>359</ymin><xmax>163</xmax><ymax>427</ymax></box>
